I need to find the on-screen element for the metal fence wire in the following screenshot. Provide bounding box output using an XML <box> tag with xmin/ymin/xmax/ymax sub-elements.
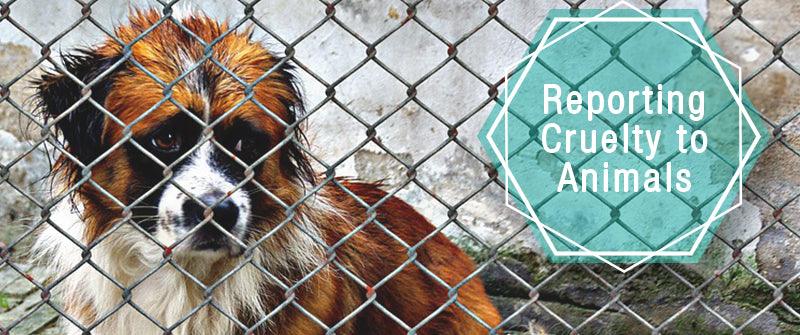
<box><xmin>0</xmin><ymin>0</ymin><xmax>798</xmax><ymax>334</ymax></box>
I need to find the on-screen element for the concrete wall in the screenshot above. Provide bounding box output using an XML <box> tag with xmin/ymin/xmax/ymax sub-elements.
<box><xmin>0</xmin><ymin>0</ymin><xmax>707</xmax><ymax>251</ymax></box>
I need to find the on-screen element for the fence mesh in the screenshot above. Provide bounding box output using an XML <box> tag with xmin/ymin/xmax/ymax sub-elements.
<box><xmin>0</xmin><ymin>0</ymin><xmax>798</xmax><ymax>334</ymax></box>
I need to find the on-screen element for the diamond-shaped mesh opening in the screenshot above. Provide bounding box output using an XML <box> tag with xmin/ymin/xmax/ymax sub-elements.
<box><xmin>328</xmin><ymin>0</ymin><xmax>410</xmax><ymax>42</ymax></box>
<box><xmin>374</xmin><ymin>20</ymin><xmax>447</xmax><ymax>83</ymax></box>
<box><xmin>293</xmin><ymin>21</ymin><xmax>367</xmax><ymax>82</ymax></box>
<box><xmin>456</xmin><ymin>19</ymin><xmax>530</xmax><ymax>81</ymax></box>
<box><xmin>617</xmin><ymin>265</ymin><xmax>694</xmax><ymax>327</ymax></box>
<box><xmin>335</xmin><ymin>62</ymin><xmax>409</xmax><ymax>125</ymax></box>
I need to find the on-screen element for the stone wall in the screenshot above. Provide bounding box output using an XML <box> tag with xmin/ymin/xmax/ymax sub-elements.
<box><xmin>0</xmin><ymin>0</ymin><xmax>707</xmax><ymax>250</ymax></box>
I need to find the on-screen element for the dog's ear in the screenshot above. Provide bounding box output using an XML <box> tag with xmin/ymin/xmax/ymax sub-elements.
<box><xmin>34</xmin><ymin>50</ymin><xmax>120</xmax><ymax>165</ymax></box>
<box><xmin>273</xmin><ymin>62</ymin><xmax>316</xmax><ymax>186</ymax></box>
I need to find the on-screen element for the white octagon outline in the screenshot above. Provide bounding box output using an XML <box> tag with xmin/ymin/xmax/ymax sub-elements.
<box><xmin>483</xmin><ymin>1</ymin><xmax>763</xmax><ymax>273</ymax></box>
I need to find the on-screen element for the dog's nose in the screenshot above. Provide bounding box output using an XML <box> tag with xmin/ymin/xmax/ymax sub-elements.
<box><xmin>182</xmin><ymin>193</ymin><xmax>239</xmax><ymax>231</ymax></box>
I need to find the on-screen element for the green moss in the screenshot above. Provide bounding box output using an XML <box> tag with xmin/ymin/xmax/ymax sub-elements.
<box><xmin>663</xmin><ymin>313</ymin><xmax>761</xmax><ymax>335</ymax></box>
<box><xmin>456</xmin><ymin>240</ymin><xmax>800</xmax><ymax>334</ymax></box>
<box><xmin>0</xmin><ymin>291</ymin><xmax>9</xmax><ymax>310</ymax></box>
<box><xmin>721</xmin><ymin>277</ymin><xmax>800</xmax><ymax>325</ymax></box>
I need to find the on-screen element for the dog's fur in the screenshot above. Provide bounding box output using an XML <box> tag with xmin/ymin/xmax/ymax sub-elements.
<box><xmin>31</xmin><ymin>8</ymin><xmax>501</xmax><ymax>335</ymax></box>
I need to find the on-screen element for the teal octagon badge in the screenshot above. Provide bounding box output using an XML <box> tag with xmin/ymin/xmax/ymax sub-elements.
<box><xmin>479</xmin><ymin>3</ymin><xmax>768</xmax><ymax>272</ymax></box>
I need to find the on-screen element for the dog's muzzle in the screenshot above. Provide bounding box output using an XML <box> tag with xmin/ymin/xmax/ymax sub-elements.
<box><xmin>181</xmin><ymin>192</ymin><xmax>241</xmax><ymax>250</ymax></box>
<box><xmin>156</xmin><ymin>144</ymin><xmax>250</xmax><ymax>254</ymax></box>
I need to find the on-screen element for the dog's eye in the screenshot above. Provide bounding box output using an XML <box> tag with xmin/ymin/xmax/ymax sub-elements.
<box><xmin>232</xmin><ymin>138</ymin><xmax>256</xmax><ymax>154</ymax></box>
<box><xmin>151</xmin><ymin>130</ymin><xmax>182</xmax><ymax>153</ymax></box>
<box><xmin>221</xmin><ymin>123</ymin><xmax>270</xmax><ymax>162</ymax></box>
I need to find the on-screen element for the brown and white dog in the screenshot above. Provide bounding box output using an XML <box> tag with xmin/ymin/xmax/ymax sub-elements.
<box><xmin>31</xmin><ymin>8</ymin><xmax>501</xmax><ymax>335</ymax></box>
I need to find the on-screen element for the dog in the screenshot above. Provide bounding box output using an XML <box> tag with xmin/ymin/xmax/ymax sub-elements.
<box><xmin>31</xmin><ymin>9</ymin><xmax>502</xmax><ymax>335</ymax></box>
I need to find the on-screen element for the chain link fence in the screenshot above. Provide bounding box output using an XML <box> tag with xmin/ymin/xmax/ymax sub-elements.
<box><xmin>0</xmin><ymin>0</ymin><xmax>798</xmax><ymax>334</ymax></box>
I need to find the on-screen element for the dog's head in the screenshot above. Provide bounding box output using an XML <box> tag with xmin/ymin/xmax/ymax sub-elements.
<box><xmin>34</xmin><ymin>9</ymin><xmax>314</xmax><ymax>257</ymax></box>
